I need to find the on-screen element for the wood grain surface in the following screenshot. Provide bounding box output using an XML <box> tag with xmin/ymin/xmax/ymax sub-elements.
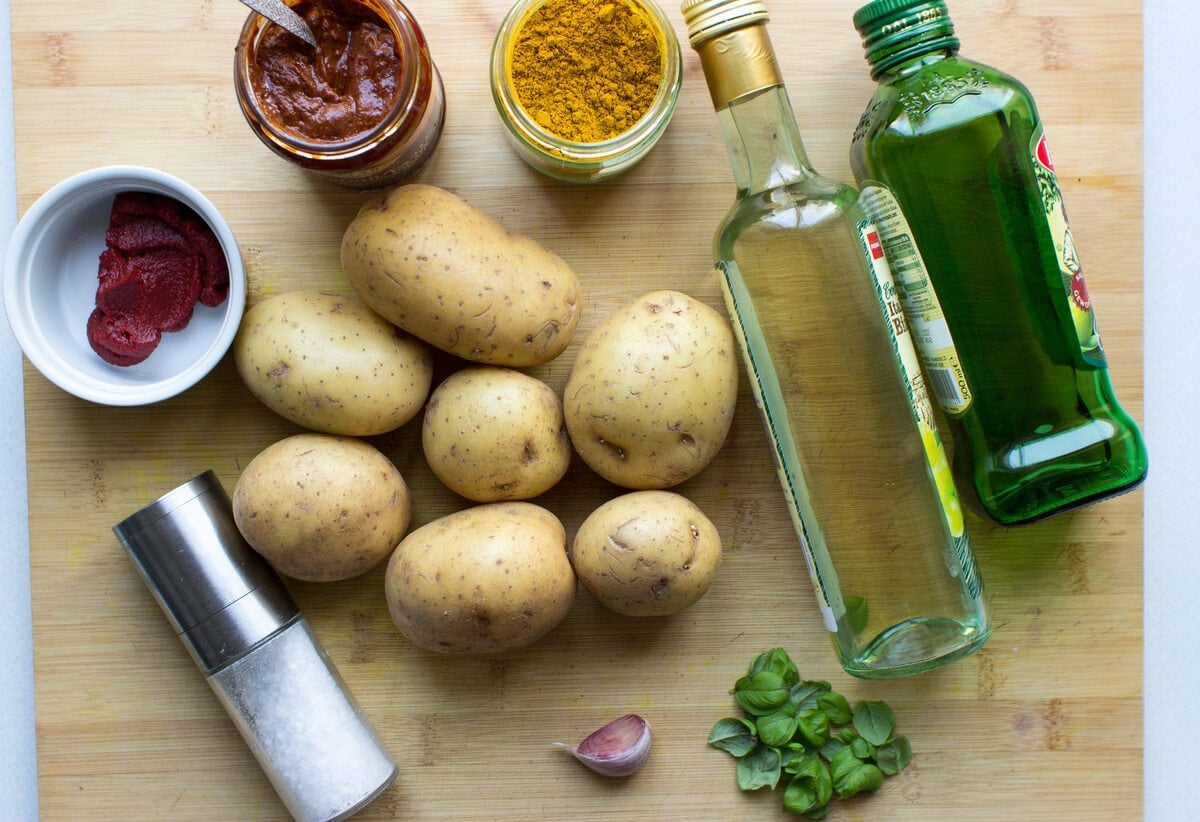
<box><xmin>11</xmin><ymin>0</ymin><xmax>1145</xmax><ymax>819</ymax></box>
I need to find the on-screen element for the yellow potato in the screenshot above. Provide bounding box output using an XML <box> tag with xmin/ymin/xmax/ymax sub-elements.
<box><xmin>384</xmin><ymin>502</ymin><xmax>576</xmax><ymax>653</ymax></box>
<box><xmin>571</xmin><ymin>490</ymin><xmax>723</xmax><ymax>617</ymax></box>
<box><xmin>563</xmin><ymin>290</ymin><xmax>739</xmax><ymax>488</ymax></box>
<box><xmin>233</xmin><ymin>433</ymin><xmax>412</xmax><ymax>582</ymax></box>
<box><xmin>341</xmin><ymin>184</ymin><xmax>582</xmax><ymax>366</ymax></box>
<box><xmin>234</xmin><ymin>290</ymin><xmax>433</xmax><ymax>436</ymax></box>
<box><xmin>422</xmin><ymin>366</ymin><xmax>571</xmax><ymax>502</ymax></box>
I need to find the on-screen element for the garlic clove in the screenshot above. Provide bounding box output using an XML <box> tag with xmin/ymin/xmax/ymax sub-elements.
<box><xmin>554</xmin><ymin>714</ymin><xmax>652</xmax><ymax>777</ymax></box>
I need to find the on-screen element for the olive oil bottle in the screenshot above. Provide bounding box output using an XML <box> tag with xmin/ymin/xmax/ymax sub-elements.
<box><xmin>682</xmin><ymin>0</ymin><xmax>988</xmax><ymax>678</ymax></box>
<box><xmin>849</xmin><ymin>0</ymin><xmax>1148</xmax><ymax>524</ymax></box>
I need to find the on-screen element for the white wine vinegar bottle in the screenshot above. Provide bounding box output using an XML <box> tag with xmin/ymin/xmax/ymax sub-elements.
<box><xmin>681</xmin><ymin>0</ymin><xmax>989</xmax><ymax>678</ymax></box>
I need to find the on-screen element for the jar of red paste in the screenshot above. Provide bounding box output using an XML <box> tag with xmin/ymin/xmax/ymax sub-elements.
<box><xmin>234</xmin><ymin>0</ymin><xmax>445</xmax><ymax>188</ymax></box>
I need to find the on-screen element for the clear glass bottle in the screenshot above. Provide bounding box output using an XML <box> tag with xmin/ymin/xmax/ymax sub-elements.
<box><xmin>849</xmin><ymin>0</ymin><xmax>1149</xmax><ymax>524</ymax></box>
<box><xmin>681</xmin><ymin>0</ymin><xmax>988</xmax><ymax>678</ymax></box>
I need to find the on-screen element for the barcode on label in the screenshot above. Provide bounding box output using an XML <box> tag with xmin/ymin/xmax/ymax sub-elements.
<box><xmin>927</xmin><ymin>367</ymin><xmax>964</xmax><ymax>409</ymax></box>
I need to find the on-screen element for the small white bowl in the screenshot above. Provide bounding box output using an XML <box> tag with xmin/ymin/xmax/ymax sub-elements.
<box><xmin>3</xmin><ymin>166</ymin><xmax>246</xmax><ymax>406</ymax></box>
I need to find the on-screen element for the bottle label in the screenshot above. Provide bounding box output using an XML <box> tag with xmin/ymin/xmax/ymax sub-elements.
<box><xmin>857</xmin><ymin>221</ymin><xmax>981</xmax><ymax>599</ymax></box>
<box><xmin>1031</xmin><ymin>126</ymin><xmax>1106</xmax><ymax>366</ymax></box>
<box><xmin>858</xmin><ymin>185</ymin><xmax>973</xmax><ymax>416</ymax></box>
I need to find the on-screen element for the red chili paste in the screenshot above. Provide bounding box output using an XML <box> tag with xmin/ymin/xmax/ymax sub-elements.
<box><xmin>87</xmin><ymin>192</ymin><xmax>230</xmax><ymax>367</ymax></box>
<box><xmin>248</xmin><ymin>1</ymin><xmax>402</xmax><ymax>144</ymax></box>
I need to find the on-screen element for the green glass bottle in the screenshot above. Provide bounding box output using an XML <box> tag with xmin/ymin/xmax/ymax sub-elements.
<box><xmin>682</xmin><ymin>0</ymin><xmax>988</xmax><ymax>678</ymax></box>
<box><xmin>849</xmin><ymin>0</ymin><xmax>1148</xmax><ymax>525</ymax></box>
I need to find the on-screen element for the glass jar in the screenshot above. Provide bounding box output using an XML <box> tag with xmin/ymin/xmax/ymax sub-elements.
<box><xmin>490</xmin><ymin>0</ymin><xmax>682</xmax><ymax>183</ymax></box>
<box><xmin>234</xmin><ymin>0</ymin><xmax>445</xmax><ymax>189</ymax></box>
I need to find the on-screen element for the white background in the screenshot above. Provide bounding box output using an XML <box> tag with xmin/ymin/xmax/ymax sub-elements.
<box><xmin>1</xmin><ymin>1</ymin><xmax>1195</xmax><ymax>818</ymax></box>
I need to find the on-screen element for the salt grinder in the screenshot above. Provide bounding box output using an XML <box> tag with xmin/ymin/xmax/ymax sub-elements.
<box><xmin>113</xmin><ymin>470</ymin><xmax>397</xmax><ymax>822</ymax></box>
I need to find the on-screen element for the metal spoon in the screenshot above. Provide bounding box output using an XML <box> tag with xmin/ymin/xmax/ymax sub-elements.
<box><xmin>238</xmin><ymin>0</ymin><xmax>318</xmax><ymax>48</ymax></box>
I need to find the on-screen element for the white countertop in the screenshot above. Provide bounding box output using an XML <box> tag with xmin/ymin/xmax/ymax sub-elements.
<box><xmin>0</xmin><ymin>1</ymin><xmax>37</xmax><ymax>818</ymax></box>
<box><xmin>1</xmin><ymin>2</ymin><xmax>1196</xmax><ymax>819</ymax></box>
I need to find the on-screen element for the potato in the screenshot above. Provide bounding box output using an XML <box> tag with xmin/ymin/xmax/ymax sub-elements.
<box><xmin>233</xmin><ymin>433</ymin><xmax>412</xmax><ymax>582</ymax></box>
<box><xmin>563</xmin><ymin>290</ymin><xmax>739</xmax><ymax>489</ymax></box>
<box><xmin>341</xmin><ymin>184</ymin><xmax>582</xmax><ymax>367</ymax></box>
<box><xmin>422</xmin><ymin>366</ymin><xmax>571</xmax><ymax>502</ymax></box>
<box><xmin>384</xmin><ymin>502</ymin><xmax>576</xmax><ymax>653</ymax></box>
<box><xmin>571</xmin><ymin>491</ymin><xmax>722</xmax><ymax>617</ymax></box>
<box><xmin>234</xmin><ymin>290</ymin><xmax>433</xmax><ymax>436</ymax></box>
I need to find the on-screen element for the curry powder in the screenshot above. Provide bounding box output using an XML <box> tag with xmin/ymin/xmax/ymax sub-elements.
<box><xmin>509</xmin><ymin>0</ymin><xmax>663</xmax><ymax>143</ymax></box>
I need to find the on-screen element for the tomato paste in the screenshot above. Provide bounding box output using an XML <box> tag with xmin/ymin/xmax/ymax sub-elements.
<box><xmin>247</xmin><ymin>1</ymin><xmax>402</xmax><ymax>144</ymax></box>
<box><xmin>86</xmin><ymin>192</ymin><xmax>229</xmax><ymax>367</ymax></box>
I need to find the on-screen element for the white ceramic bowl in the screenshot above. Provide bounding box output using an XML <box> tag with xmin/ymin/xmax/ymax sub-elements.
<box><xmin>3</xmin><ymin>166</ymin><xmax>246</xmax><ymax>406</ymax></box>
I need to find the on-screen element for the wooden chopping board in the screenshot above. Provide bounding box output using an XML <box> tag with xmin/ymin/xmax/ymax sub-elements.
<box><xmin>11</xmin><ymin>0</ymin><xmax>1145</xmax><ymax>819</ymax></box>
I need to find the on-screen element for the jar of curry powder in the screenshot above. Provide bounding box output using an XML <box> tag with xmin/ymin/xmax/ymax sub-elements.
<box><xmin>234</xmin><ymin>0</ymin><xmax>445</xmax><ymax>189</ymax></box>
<box><xmin>490</xmin><ymin>0</ymin><xmax>682</xmax><ymax>182</ymax></box>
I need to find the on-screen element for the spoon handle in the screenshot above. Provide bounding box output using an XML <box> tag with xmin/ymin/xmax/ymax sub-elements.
<box><xmin>239</xmin><ymin>0</ymin><xmax>318</xmax><ymax>48</ymax></box>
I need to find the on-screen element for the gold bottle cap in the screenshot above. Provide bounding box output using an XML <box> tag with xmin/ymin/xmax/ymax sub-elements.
<box><xmin>683</xmin><ymin>0</ymin><xmax>780</xmax><ymax>107</ymax></box>
<box><xmin>680</xmin><ymin>0</ymin><xmax>769</xmax><ymax>47</ymax></box>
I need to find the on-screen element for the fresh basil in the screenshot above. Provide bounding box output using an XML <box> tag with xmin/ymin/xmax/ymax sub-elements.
<box><xmin>736</xmin><ymin>743</ymin><xmax>782</xmax><ymax>791</ymax></box>
<box><xmin>852</xmin><ymin>700</ymin><xmax>896</xmax><ymax>746</ymax></box>
<box><xmin>787</xmin><ymin>679</ymin><xmax>830</xmax><ymax>713</ymax></box>
<box><xmin>816</xmin><ymin>691</ymin><xmax>852</xmax><ymax>725</ymax></box>
<box><xmin>758</xmin><ymin>710</ymin><xmax>800</xmax><ymax>748</ymax></box>
<box><xmin>749</xmin><ymin>647</ymin><xmax>801</xmax><ymax>687</ymax></box>
<box><xmin>829</xmin><ymin>746</ymin><xmax>883</xmax><ymax>800</ymax></box>
<box><xmin>708</xmin><ymin>717</ymin><xmax>758</xmax><ymax>757</ymax></box>
<box><xmin>876</xmin><ymin>735</ymin><xmax>913</xmax><ymax>775</ymax></box>
<box><xmin>850</xmin><ymin>735</ymin><xmax>875</xmax><ymax>760</ymax></box>
<box><xmin>794</xmin><ymin>708</ymin><xmax>830</xmax><ymax>748</ymax></box>
<box><xmin>734</xmin><ymin>670</ymin><xmax>790</xmax><ymax>715</ymax></box>
<box><xmin>710</xmin><ymin>648</ymin><xmax>912</xmax><ymax>816</ymax></box>
<box><xmin>779</xmin><ymin>743</ymin><xmax>806</xmax><ymax>773</ymax></box>
<box><xmin>782</xmin><ymin>753</ymin><xmax>833</xmax><ymax>817</ymax></box>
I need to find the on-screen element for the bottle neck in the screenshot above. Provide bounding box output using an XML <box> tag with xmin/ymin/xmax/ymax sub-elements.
<box><xmin>878</xmin><ymin>47</ymin><xmax>956</xmax><ymax>80</ymax></box>
<box><xmin>695</xmin><ymin>23</ymin><xmax>814</xmax><ymax>196</ymax></box>
<box><xmin>855</xmin><ymin>2</ymin><xmax>960</xmax><ymax>81</ymax></box>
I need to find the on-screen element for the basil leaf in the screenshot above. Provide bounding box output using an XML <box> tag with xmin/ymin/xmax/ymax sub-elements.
<box><xmin>783</xmin><ymin>777</ymin><xmax>820</xmax><ymax>816</ymax></box>
<box><xmin>748</xmin><ymin>648</ymin><xmax>801</xmax><ymax>687</ymax></box>
<box><xmin>788</xmin><ymin>679</ymin><xmax>831</xmax><ymax>713</ymax></box>
<box><xmin>816</xmin><ymin>691</ymin><xmax>852</xmax><ymax>725</ymax></box>
<box><xmin>757</xmin><ymin>710</ymin><xmax>798</xmax><ymax>748</ymax></box>
<box><xmin>782</xmin><ymin>751</ymin><xmax>833</xmax><ymax>816</ymax></box>
<box><xmin>837</xmin><ymin>726</ymin><xmax>859</xmax><ymax>744</ymax></box>
<box><xmin>844</xmin><ymin>595</ymin><xmax>869</xmax><ymax>634</ymax></box>
<box><xmin>834</xmin><ymin>760</ymin><xmax>883</xmax><ymax>799</ymax></box>
<box><xmin>708</xmin><ymin>717</ymin><xmax>758</xmax><ymax>757</ymax></box>
<box><xmin>850</xmin><ymin>736</ymin><xmax>875</xmax><ymax>760</ymax></box>
<box><xmin>818</xmin><ymin>736</ymin><xmax>847</xmax><ymax>762</ymax></box>
<box><xmin>829</xmin><ymin>745</ymin><xmax>863</xmax><ymax>785</ymax></box>
<box><xmin>876</xmin><ymin>735</ymin><xmax>913</xmax><ymax>775</ymax></box>
<box><xmin>802</xmin><ymin>805</ymin><xmax>830</xmax><ymax>820</ymax></box>
<box><xmin>852</xmin><ymin>700</ymin><xmax>896</xmax><ymax>746</ymax></box>
<box><xmin>797</xmin><ymin>754</ymin><xmax>833</xmax><ymax>802</ymax></box>
<box><xmin>830</xmin><ymin>744</ymin><xmax>859</xmax><ymax>777</ymax></box>
<box><xmin>736</xmin><ymin>743</ymin><xmax>782</xmax><ymax>791</ymax></box>
<box><xmin>812</xmin><ymin>759</ymin><xmax>834</xmax><ymax>808</ymax></box>
<box><xmin>780</xmin><ymin>743</ymin><xmax>811</xmax><ymax>775</ymax></box>
<box><xmin>734</xmin><ymin>671</ymin><xmax>789</xmax><ymax>715</ymax></box>
<box><xmin>795</xmin><ymin>708</ymin><xmax>831</xmax><ymax>748</ymax></box>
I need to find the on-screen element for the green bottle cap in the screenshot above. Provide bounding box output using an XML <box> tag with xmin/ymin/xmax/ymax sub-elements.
<box><xmin>853</xmin><ymin>0</ymin><xmax>959</xmax><ymax>79</ymax></box>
